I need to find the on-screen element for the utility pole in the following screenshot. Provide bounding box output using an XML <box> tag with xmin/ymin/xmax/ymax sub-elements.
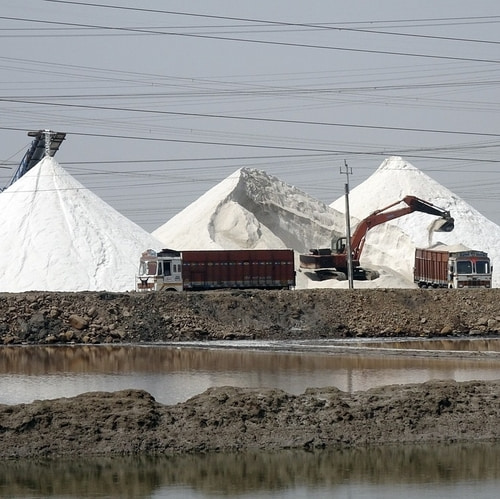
<box><xmin>340</xmin><ymin>160</ymin><xmax>354</xmax><ymax>289</ymax></box>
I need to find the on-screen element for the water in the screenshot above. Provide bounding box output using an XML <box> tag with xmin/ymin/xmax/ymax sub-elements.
<box><xmin>1</xmin><ymin>339</ymin><xmax>499</xmax><ymax>498</ymax></box>
<box><xmin>1</xmin><ymin>444</ymin><xmax>499</xmax><ymax>498</ymax></box>
<box><xmin>1</xmin><ymin>339</ymin><xmax>500</xmax><ymax>405</ymax></box>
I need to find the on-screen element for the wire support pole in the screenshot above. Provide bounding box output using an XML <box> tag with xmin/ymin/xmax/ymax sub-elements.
<box><xmin>340</xmin><ymin>160</ymin><xmax>354</xmax><ymax>289</ymax></box>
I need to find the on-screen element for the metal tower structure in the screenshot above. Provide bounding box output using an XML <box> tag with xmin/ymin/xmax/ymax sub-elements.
<box><xmin>6</xmin><ymin>129</ymin><xmax>66</xmax><ymax>188</ymax></box>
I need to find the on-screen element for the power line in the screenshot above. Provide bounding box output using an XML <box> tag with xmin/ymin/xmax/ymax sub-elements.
<box><xmin>42</xmin><ymin>0</ymin><xmax>500</xmax><ymax>33</ymax></box>
<box><xmin>1</xmin><ymin>97</ymin><xmax>499</xmax><ymax>138</ymax></box>
<box><xmin>5</xmin><ymin>8</ymin><xmax>500</xmax><ymax>46</ymax></box>
<box><xmin>4</xmin><ymin>75</ymin><xmax>500</xmax><ymax>100</ymax></box>
<box><xmin>1</xmin><ymin>125</ymin><xmax>500</xmax><ymax>165</ymax></box>
<box><xmin>1</xmin><ymin>14</ymin><xmax>499</xmax><ymax>64</ymax></box>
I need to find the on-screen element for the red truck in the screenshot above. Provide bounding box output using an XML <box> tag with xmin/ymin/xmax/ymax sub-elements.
<box><xmin>136</xmin><ymin>248</ymin><xmax>296</xmax><ymax>291</ymax></box>
<box><xmin>414</xmin><ymin>245</ymin><xmax>492</xmax><ymax>289</ymax></box>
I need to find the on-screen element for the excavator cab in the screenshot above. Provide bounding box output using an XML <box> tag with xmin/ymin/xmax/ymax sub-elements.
<box><xmin>333</xmin><ymin>237</ymin><xmax>347</xmax><ymax>254</ymax></box>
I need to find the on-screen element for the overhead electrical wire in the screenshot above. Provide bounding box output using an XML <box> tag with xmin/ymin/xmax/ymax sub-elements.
<box><xmin>1</xmin><ymin>2</ymin><xmax>500</xmax><ymax>228</ymax></box>
<box><xmin>3</xmin><ymin>14</ymin><xmax>500</xmax><ymax>47</ymax></box>
<box><xmin>1</xmin><ymin>13</ymin><xmax>499</xmax><ymax>64</ymax></box>
<box><xmin>40</xmin><ymin>0</ymin><xmax>500</xmax><ymax>38</ymax></box>
<box><xmin>1</xmin><ymin>98</ymin><xmax>499</xmax><ymax>139</ymax></box>
<box><xmin>1</xmin><ymin>125</ymin><xmax>500</xmax><ymax>164</ymax></box>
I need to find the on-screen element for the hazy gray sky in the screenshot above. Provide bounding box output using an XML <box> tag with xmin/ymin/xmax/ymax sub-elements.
<box><xmin>1</xmin><ymin>0</ymin><xmax>499</xmax><ymax>231</ymax></box>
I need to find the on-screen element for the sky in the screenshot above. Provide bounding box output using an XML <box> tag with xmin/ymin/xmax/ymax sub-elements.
<box><xmin>1</xmin><ymin>1</ymin><xmax>499</xmax><ymax>232</ymax></box>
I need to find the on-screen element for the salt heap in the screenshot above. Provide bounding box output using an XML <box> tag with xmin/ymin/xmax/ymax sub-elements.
<box><xmin>153</xmin><ymin>168</ymin><xmax>345</xmax><ymax>253</ymax></box>
<box><xmin>155</xmin><ymin>158</ymin><xmax>498</xmax><ymax>289</ymax></box>
<box><xmin>330</xmin><ymin>156</ymin><xmax>500</xmax><ymax>287</ymax></box>
<box><xmin>5</xmin><ymin>155</ymin><xmax>491</xmax><ymax>292</ymax></box>
<box><xmin>0</xmin><ymin>156</ymin><xmax>163</xmax><ymax>292</ymax></box>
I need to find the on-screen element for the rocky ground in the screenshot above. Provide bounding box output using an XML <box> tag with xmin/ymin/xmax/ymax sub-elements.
<box><xmin>2</xmin><ymin>288</ymin><xmax>500</xmax><ymax>345</ymax></box>
<box><xmin>1</xmin><ymin>288</ymin><xmax>500</xmax><ymax>458</ymax></box>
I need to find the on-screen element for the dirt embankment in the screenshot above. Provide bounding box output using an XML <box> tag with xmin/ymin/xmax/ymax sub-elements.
<box><xmin>1</xmin><ymin>380</ymin><xmax>499</xmax><ymax>459</ymax></box>
<box><xmin>2</xmin><ymin>288</ymin><xmax>500</xmax><ymax>345</ymax></box>
<box><xmin>1</xmin><ymin>289</ymin><xmax>500</xmax><ymax>458</ymax></box>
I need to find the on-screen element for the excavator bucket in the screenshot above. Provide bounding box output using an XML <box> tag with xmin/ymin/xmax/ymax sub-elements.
<box><xmin>432</xmin><ymin>217</ymin><xmax>455</xmax><ymax>232</ymax></box>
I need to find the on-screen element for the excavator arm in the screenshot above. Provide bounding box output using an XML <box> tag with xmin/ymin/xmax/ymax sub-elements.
<box><xmin>350</xmin><ymin>195</ymin><xmax>454</xmax><ymax>260</ymax></box>
<box><xmin>299</xmin><ymin>194</ymin><xmax>454</xmax><ymax>279</ymax></box>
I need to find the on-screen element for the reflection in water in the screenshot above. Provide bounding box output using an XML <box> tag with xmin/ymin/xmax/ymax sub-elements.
<box><xmin>0</xmin><ymin>344</ymin><xmax>500</xmax><ymax>406</ymax></box>
<box><xmin>1</xmin><ymin>343</ymin><xmax>500</xmax><ymax>498</ymax></box>
<box><xmin>2</xmin><ymin>342</ymin><xmax>500</xmax><ymax>375</ymax></box>
<box><xmin>0</xmin><ymin>443</ymin><xmax>499</xmax><ymax>498</ymax></box>
<box><xmin>353</xmin><ymin>337</ymin><xmax>500</xmax><ymax>353</ymax></box>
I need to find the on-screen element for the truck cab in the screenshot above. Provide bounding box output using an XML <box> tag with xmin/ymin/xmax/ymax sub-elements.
<box><xmin>448</xmin><ymin>250</ymin><xmax>492</xmax><ymax>288</ymax></box>
<box><xmin>415</xmin><ymin>245</ymin><xmax>492</xmax><ymax>289</ymax></box>
<box><xmin>136</xmin><ymin>249</ymin><xmax>183</xmax><ymax>291</ymax></box>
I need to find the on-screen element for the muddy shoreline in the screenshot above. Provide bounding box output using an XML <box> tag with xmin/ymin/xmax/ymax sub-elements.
<box><xmin>1</xmin><ymin>289</ymin><xmax>499</xmax><ymax>458</ymax></box>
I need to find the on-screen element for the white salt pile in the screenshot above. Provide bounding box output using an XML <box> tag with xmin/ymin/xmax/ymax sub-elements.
<box><xmin>1</xmin><ymin>154</ymin><xmax>496</xmax><ymax>292</ymax></box>
<box><xmin>0</xmin><ymin>156</ymin><xmax>163</xmax><ymax>292</ymax></box>
<box><xmin>330</xmin><ymin>157</ymin><xmax>500</xmax><ymax>287</ymax></box>
<box><xmin>154</xmin><ymin>157</ymin><xmax>499</xmax><ymax>289</ymax></box>
<box><xmin>153</xmin><ymin>167</ymin><xmax>345</xmax><ymax>253</ymax></box>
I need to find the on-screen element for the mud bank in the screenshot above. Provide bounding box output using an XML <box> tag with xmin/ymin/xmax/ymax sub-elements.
<box><xmin>1</xmin><ymin>380</ymin><xmax>499</xmax><ymax>458</ymax></box>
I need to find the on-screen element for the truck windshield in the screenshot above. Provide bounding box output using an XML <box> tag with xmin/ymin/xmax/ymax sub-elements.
<box><xmin>139</xmin><ymin>260</ymin><xmax>157</xmax><ymax>276</ymax></box>
<box><xmin>456</xmin><ymin>261</ymin><xmax>472</xmax><ymax>274</ymax></box>
<box><xmin>475</xmin><ymin>260</ymin><xmax>490</xmax><ymax>274</ymax></box>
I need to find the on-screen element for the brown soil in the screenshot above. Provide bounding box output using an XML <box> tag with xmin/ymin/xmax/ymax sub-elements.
<box><xmin>1</xmin><ymin>289</ymin><xmax>499</xmax><ymax>458</ymax></box>
<box><xmin>1</xmin><ymin>381</ymin><xmax>499</xmax><ymax>459</ymax></box>
<box><xmin>2</xmin><ymin>288</ymin><xmax>500</xmax><ymax>345</ymax></box>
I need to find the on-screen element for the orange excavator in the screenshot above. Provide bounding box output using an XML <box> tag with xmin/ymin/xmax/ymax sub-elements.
<box><xmin>299</xmin><ymin>195</ymin><xmax>454</xmax><ymax>280</ymax></box>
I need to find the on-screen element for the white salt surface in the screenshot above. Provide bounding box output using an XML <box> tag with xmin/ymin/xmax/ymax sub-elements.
<box><xmin>0</xmin><ymin>157</ymin><xmax>163</xmax><ymax>292</ymax></box>
<box><xmin>153</xmin><ymin>167</ymin><xmax>345</xmax><ymax>254</ymax></box>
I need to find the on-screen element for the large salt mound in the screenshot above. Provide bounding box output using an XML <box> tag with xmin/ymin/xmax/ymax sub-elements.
<box><xmin>0</xmin><ymin>157</ymin><xmax>163</xmax><ymax>292</ymax></box>
<box><xmin>153</xmin><ymin>167</ymin><xmax>415</xmax><ymax>289</ymax></box>
<box><xmin>153</xmin><ymin>167</ymin><xmax>345</xmax><ymax>253</ymax></box>
<box><xmin>330</xmin><ymin>156</ymin><xmax>500</xmax><ymax>287</ymax></box>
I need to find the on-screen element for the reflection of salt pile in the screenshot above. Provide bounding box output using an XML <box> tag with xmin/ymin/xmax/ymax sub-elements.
<box><xmin>0</xmin><ymin>156</ymin><xmax>163</xmax><ymax>292</ymax></box>
<box><xmin>330</xmin><ymin>157</ymin><xmax>500</xmax><ymax>287</ymax></box>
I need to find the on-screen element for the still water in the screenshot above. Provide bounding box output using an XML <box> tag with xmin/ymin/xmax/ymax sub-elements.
<box><xmin>1</xmin><ymin>339</ymin><xmax>499</xmax><ymax>498</ymax></box>
<box><xmin>1</xmin><ymin>444</ymin><xmax>499</xmax><ymax>498</ymax></box>
<box><xmin>1</xmin><ymin>339</ymin><xmax>500</xmax><ymax>406</ymax></box>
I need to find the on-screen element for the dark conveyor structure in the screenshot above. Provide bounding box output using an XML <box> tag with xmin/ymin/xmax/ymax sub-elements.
<box><xmin>4</xmin><ymin>129</ymin><xmax>66</xmax><ymax>189</ymax></box>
